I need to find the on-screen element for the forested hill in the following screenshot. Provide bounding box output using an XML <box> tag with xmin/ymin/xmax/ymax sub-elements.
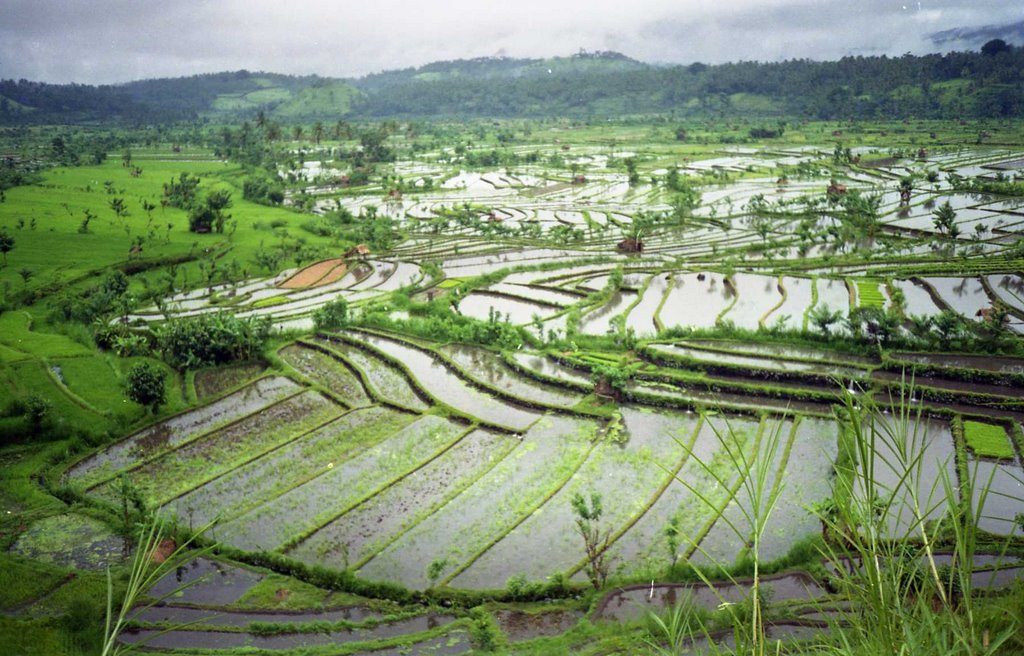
<box><xmin>1</xmin><ymin>43</ymin><xmax>1022</xmax><ymax>124</ymax></box>
<box><xmin>353</xmin><ymin>51</ymin><xmax>649</xmax><ymax>92</ymax></box>
<box><xmin>350</xmin><ymin>45</ymin><xmax>1024</xmax><ymax>119</ymax></box>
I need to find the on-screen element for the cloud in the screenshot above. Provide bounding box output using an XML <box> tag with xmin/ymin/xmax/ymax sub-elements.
<box><xmin>0</xmin><ymin>0</ymin><xmax>1021</xmax><ymax>83</ymax></box>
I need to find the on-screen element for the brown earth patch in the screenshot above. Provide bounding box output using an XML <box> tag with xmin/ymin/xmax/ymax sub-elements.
<box><xmin>279</xmin><ymin>259</ymin><xmax>346</xmax><ymax>289</ymax></box>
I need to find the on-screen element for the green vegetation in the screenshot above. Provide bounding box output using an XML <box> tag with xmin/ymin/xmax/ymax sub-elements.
<box><xmin>124</xmin><ymin>361</ymin><xmax>166</xmax><ymax>413</ymax></box>
<box><xmin>5</xmin><ymin>46</ymin><xmax>1024</xmax><ymax>123</ymax></box>
<box><xmin>158</xmin><ymin>313</ymin><xmax>271</xmax><ymax>368</ymax></box>
<box><xmin>963</xmin><ymin>420</ymin><xmax>1016</xmax><ymax>459</ymax></box>
<box><xmin>3</xmin><ymin>55</ymin><xmax>1024</xmax><ymax>653</ymax></box>
<box><xmin>856</xmin><ymin>279</ymin><xmax>885</xmax><ymax>308</ymax></box>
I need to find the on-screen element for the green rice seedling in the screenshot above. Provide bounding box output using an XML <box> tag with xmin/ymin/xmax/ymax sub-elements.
<box><xmin>962</xmin><ymin>421</ymin><xmax>1015</xmax><ymax>460</ymax></box>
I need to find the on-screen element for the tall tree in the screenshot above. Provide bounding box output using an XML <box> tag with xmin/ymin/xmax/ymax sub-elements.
<box><xmin>0</xmin><ymin>226</ymin><xmax>13</xmax><ymax>265</ymax></box>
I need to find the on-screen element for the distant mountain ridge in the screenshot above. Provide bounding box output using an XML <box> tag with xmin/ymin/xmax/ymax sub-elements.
<box><xmin>930</xmin><ymin>20</ymin><xmax>1024</xmax><ymax>49</ymax></box>
<box><xmin>1</xmin><ymin>45</ymin><xmax>1022</xmax><ymax>124</ymax></box>
<box><xmin>354</xmin><ymin>50</ymin><xmax>649</xmax><ymax>92</ymax></box>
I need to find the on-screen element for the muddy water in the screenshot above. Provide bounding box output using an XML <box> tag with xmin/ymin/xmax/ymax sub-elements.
<box><xmin>691</xmin><ymin>418</ymin><xmax>796</xmax><ymax>568</ymax></box>
<box><xmin>682</xmin><ymin>340</ymin><xmax>876</xmax><ymax>366</ymax></box>
<box><xmin>922</xmin><ymin>277</ymin><xmax>991</xmax><ymax>317</ymax></box>
<box><xmin>987</xmin><ymin>274</ymin><xmax>1024</xmax><ymax>314</ymax></box>
<box><xmin>974</xmin><ymin>567</ymin><xmax>1024</xmax><ymax>590</ymax></box>
<box><xmin>457</xmin><ymin>292</ymin><xmax>554</xmax><ymax>324</ymax></box>
<box><xmin>147</xmin><ymin>558</ymin><xmax>265</xmax><ymax>606</ymax></box>
<box><xmin>488</xmin><ymin>282</ymin><xmax>581</xmax><ymax>306</ymax></box>
<box><xmin>580</xmin><ymin>290</ymin><xmax>639</xmax><ymax>335</ymax></box>
<box><xmin>872</xmin><ymin>370</ymin><xmax>1024</xmax><ymax>398</ymax></box>
<box><xmin>626</xmin><ymin>275</ymin><xmax>669</xmax><ymax>336</ymax></box>
<box><xmin>861</xmin><ymin>417</ymin><xmax>958</xmax><ymax>537</ymax></box>
<box><xmin>130</xmin><ymin>604</ymin><xmax>384</xmax><ymax>627</ymax></box>
<box><xmin>596</xmin><ymin>572</ymin><xmax>824</xmax><ymax>622</ymax></box>
<box><xmin>451</xmin><ymin>407</ymin><xmax>692</xmax><ymax>588</ymax></box>
<box><xmin>164</xmin><ymin>407</ymin><xmax>408</xmax><ymax>528</ymax></box>
<box><xmin>509</xmin><ymin>352</ymin><xmax>592</xmax><ymax>387</ymax></box>
<box><xmin>890</xmin><ymin>351</ymin><xmax>1024</xmax><ymax>375</ymax></box>
<box><xmin>813</xmin><ymin>279</ymin><xmax>851</xmax><ymax>322</ymax></box>
<box><xmin>313</xmin><ymin>337</ymin><xmax>429</xmax><ymax>410</ymax></box>
<box><xmin>649</xmin><ymin>344</ymin><xmax>864</xmax><ymax>379</ymax></box>
<box><xmin>357</xmin><ymin>332</ymin><xmax>542</xmax><ymax>430</ymax></box>
<box><xmin>279</xmin><ymin>344</ymin><xmax>371</xmax><ymax>407</ymax></box>
<box><xmin>758</xmin><ymin>417</ymin><xmax>838</xmax><ymax>563</ymax></box>
<box><xmin>194</xmin><ymin>362</ymin><xmax>268</xmax><ymax>400</ymax></box>
<box><xmin>216</xmin><ymin>415</ymin><xmax>464</xmax><ymax>552</ymax></box>
<box><xmin>495</xmin><ymin>609</ymin><xmax>582</xmax><ymax>642</ymax></box>
<box><xmin>658</xmin><ymin>273</ymin><xmax>733</xmax><ymax>330</ymax></box>
<box><xmin>287</xmin><ymin>429</ymin><xmax>517</xmax><ymax>567</ymax></box>
<box><xmin>767</xmin><ymin>277</ymin><xmax>813</xmax><ymax>331</ymax></box>
<box><xmin>721</xmin><ymin>273</ymin><xmax>782</xmax><ymax>330</ymax></box>
<box><xmin>359</xmin><ymin>416</ymin><xmax>597</xmax><ymax>589</ymax></box>
<box><xmin>628</xmin><ymin>380</ymin><xmax>830</xmax><ymax>415</ymax></box>
<box><xmin>95</xmin><ymin>391</ymin><xmax>342</xmax><ymax>506</ymax></box>
<box><xmin>67</xmin><ymin>377</ymin><xmax>300</xmax><ymax>488</ymax></box>
<box><xmin>118</xmin><ymin>614</ymin><xmax>457</xmax><ymax>650</ymax></box>
<box><xmin>968</xmin><ymin>457</ymin><xmax>1024</xmax><ymax>537</ymax></box>
<box><xmin>441</xmin><ymin>344</ymin><xmax>583</xmax><ymax>408</ymax></box>
<box><xmin>602</xmin><ymin>414</ymin><xmax>724</xmax><ymax>568</ymax></box>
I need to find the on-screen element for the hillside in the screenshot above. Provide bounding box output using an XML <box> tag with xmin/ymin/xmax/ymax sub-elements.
<box><xmin>353</xmin><ymin>50</ymin><xmax>649</xmax><ymax>92</ymax></box>
<box><xmin>1</xmin><ymin>44</ymin><xmax>1022</xmax><ymax>124</ymax></box>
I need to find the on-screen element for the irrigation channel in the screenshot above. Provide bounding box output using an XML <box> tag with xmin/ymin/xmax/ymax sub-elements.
<box><xmin>61</xmin><ymin>144</ymin><xmax>1024</xmax><ymax>652</ymax></box>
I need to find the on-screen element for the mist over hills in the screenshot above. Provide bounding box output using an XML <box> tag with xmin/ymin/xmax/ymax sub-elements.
<box><xmin>1</xmin><ymin>44</ymin><xmax>1021</xmax><ymax>125</ymax></box>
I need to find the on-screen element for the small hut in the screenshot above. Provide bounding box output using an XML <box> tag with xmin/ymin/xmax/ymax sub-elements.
<box><xmin>345</xmin><ymin>244</ymin><xmax>371</xmax><ymax>259</ymax></box>
<box><xmin>617</xmin><ymin>238</ymin><xmax>644</xmax><ymax>253</ymax></box>
<box><xmin>976</xmin><ymin>307</ymin><xmax>1008</xmax><ymax>324</ymax></box>
<box><xmin>826</xmin><ymin>181</ymin><xmax>848</xmax><ymax>197</ymax></box>
<box><xmin>572</xmin><ymin>174</ymin><xmax>587</xmax><ymax>185</ymax></box>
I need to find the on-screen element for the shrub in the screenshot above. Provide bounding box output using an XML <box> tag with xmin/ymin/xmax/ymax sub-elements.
<box><xmin>157</xmin><ymin>313</ymin><xmax>271</xmax><ymax>369</ymax></box>
<box><xmin>312</xmin><ymin>298</ymin><xmax>349</xmax><ymax>332</ymax></box>
<box><xmin>113</xmin><ymin>333</ymin><xmax>150</xmax><ymax>357</ymax></box>
<box><xmin>242</xmin><ymin>175</ymin><xmax>285</xmax><ymax>206</ymax></box>
<box><xmin>125</xmin><ymin>362</ymin><xmax>166</xmax><ymax>413</ymax></box>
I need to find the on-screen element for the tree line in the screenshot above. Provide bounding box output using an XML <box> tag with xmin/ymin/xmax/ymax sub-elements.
<box><xmin>1</xmin><ymin>42</ymin><xmax>1022</xmax><ymax>124</ymax></box>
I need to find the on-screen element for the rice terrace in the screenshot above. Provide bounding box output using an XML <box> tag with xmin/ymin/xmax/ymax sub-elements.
<box><xmin>2</xmin><ymin>20</ymin><xmax>1024</xmax><ymax>656</ymax></box>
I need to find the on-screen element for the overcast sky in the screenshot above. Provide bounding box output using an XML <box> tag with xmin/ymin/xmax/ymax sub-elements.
<box><xmin>1</xmin><ymin>0</ymin><xmax>1021</xmax><ymax>84</ymax></box>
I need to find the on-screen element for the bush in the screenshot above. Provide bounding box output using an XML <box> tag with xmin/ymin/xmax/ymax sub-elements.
<box><xmin>157</xmin><ymin>313</ymin><xmax>271</xmax><ymax>369</ymax></box>
<box><xmin>113</xmin><ymin>333</ymin><xmax>150</xmax><ymax>357</ymax></box>
<box><xmin>312</xmin><ymin>298</ymin><xmax>349</xmax><ymax>332</ymax></box>
<box><xmin>125</xmin><ymin>362</ymin><xmax>166</xmax><ymax>413</ymax></box>
<box><xmin>243</xmin><ymin>175</ymin><xmax>285</xmax><ymax>206</ymax></box>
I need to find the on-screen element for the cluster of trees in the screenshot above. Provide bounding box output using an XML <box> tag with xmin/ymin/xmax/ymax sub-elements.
<box><xmin>242</xmin><ymin>175</ymin><xmax>284</xmax><ymax>206</ymax></box>
<box><xmin>4</xmin><ymin>42</ymin><xmax>1023</xmax><ymax>125</ymax></box>
<box><xmin>160</xmin><ymin>172</ymin><xmax>234</xmax><ymax>234</ymax></box>
<box><xmin>156</xmin><ymin>313</ymin><xmax>271</xmax><ymax>369</ymax></box>
<box><xmin>808</xmin><ymin>303</ymin><xmax>1014</xmax><ymax>352</ymax></box>
<box><xmin>353</xmin><ymin>43</ymin><xmax>1024</xmax><ymax>120</ymax></box>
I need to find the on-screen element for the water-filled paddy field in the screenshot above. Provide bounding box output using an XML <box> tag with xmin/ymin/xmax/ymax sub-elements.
<box><xmin>30</xmin><ymin>140</ymin><xmax>1024</xmax><ymax>654</ymax></box>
